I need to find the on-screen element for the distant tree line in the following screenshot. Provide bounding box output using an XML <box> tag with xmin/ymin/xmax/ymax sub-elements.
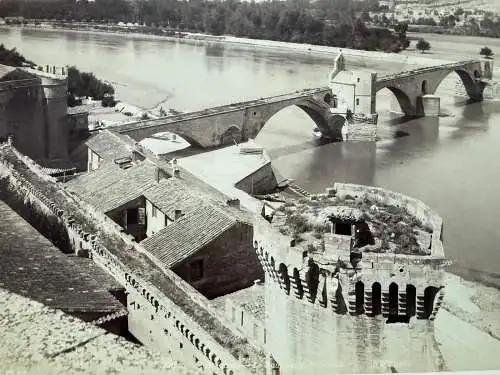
<box><xmin>0</xmin><ymin>0</ymin><xmax>409</xmax><ymax>52</ymax></box>
<box><xmin>0</xmin><ymin>44</ymin><xmax>114</xmax><ymax>106</ymax></box>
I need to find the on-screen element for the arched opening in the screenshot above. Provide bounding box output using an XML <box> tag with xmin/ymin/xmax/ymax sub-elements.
<box><xmin>306</xmin><ymin>259</ymin><xmax>320</xmax><ymax>303</ymax></box>
<box><xmin>388</xmin><ymin>282</ymin><xmax>399</xmax><ymax>316</ymax></box>
<box><xmin>279</xmin><ymin>263</ymin><xmax>291</xmax><ymax>295</ymax></box>
<box><xmin>406</xmin><ymin>284</ymin><xmax>417</xmax><ymax>317</ymax></box>
<box><xmin>435</xmin><ymin>69</ymin><xmax>481</xmax><ymax>101</ymax></box>
<box><xmin>474</xmin><ymin>70</ymin><xmax>481</xmax><ymax>79</ymax></box>
<box><xmin>355</xmin><ymin>281</ymin><xmax>365</xmax><ymax>315</ymax></box>
<box><xmin>219</xmin><ymin>125</ymin><xmax>242</xmax><ymax>146</ymax></box>
<box><xmin>253</xmin><ymin>101</ymin><xmax>334</xmax><ymax>148</ymax></box>
<box><xmin>323</xmin><ymin>93</ymin><xmax>332</xmax><ymax>105</ymax></box>
<box><xmin>421</xmin><ymin>80</ymin><xmax>428</xmax><ymax>95</ymax></box>
<box><xmin>372</xmin><ymin>282</ymin><xmax>382</xmax><ymax>316</ymax></box>
<box><xmin>377</xmin><ymin>86</ymin><xmax>414</xmax><ymax>117</ymax></box>
<box><xmin>293</xmin><ymin>268</ymin><xmax>304</xmax><ymax>299</ymax></box>
<box><xmin>423</xmin><ymin>286</ymin><xmax>440</xmax><ymax>319</ymax></box>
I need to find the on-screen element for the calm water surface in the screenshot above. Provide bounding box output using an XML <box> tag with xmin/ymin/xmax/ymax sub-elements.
<box><xmin>2</xmin><ymin>27</ymin><xmax>500</xmax><ymax>284</ymax></box>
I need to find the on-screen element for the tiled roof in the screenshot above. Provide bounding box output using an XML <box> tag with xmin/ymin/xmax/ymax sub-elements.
<box><xmin>141</xmin><ymin>203</ymin><xmax>238</xmax><ymax>268</ymax></box>
<box><xmin>0</xmin><ymin>200</ymin><xmax>124</xmax><ymax>315</ymax></box>
<box><xmin>65</xmin><ymin>160</ymin><xmax>158</xmax><ymax>213</ymax></box>
<box><xmin>86</xmin><ymin>129</ymin><xmax>136</xmax><ymax>161</ymax></box>
<box><xmin>143</xmin><ymin>177</ymin><xmax>205</xmax><ymax>220</ymax></box>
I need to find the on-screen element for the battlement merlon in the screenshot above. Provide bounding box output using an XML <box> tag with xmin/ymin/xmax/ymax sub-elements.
<box><xmin>254</xmin><ymin>183</ymin><xmax>448</xmax><ymax>290</ymax></box>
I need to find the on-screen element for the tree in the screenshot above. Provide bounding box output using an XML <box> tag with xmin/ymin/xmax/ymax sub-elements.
<box><xmin>416</xmin><ymin>39</ymin><xmax>431</xmax><ymax>54</ymax></box>
<box><xmin>480</xmin><ymin>46</ymin><xmax>494</xmax><ymax>58</ymax></box>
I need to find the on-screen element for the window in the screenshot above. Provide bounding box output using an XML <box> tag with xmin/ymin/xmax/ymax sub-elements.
<box><xmin>126</xmin><ymin>208</ymin><xmax>138</xmax><ymax>225</ymax></box>
<box><xmin>189</xmin><ymin>259</ymin><xmax>204</xmax><ymax>281</ymax></box>
<box><xmin>152</xmin><ymin>205</ymin><xmax>158</xmax><ymax>218</ymax></box>
<box><xmin>356</xmin><ymin>98</ymin><xmax>360</xmax><ymax>106</ymax></box>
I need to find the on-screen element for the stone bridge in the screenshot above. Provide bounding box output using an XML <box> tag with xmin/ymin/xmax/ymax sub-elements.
<box><xmin>375</xmin><ymin>59</ymin><xmax>493</xmax><ymax>117</ymax></box>
<box><xmin>113</xmin><ymin>87</ymin><xmax>343</xmax><ymax>148</ymax></box>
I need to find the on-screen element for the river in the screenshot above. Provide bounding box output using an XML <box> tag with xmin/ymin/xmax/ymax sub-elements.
<box><xmin>1</xmin><ymin>26</ymin><xmax>500</xmax><ymax>285</ymax></box>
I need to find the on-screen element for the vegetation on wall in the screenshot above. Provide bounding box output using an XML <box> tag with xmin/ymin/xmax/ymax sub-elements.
<box><xmin>0</xmin><ymin>0</ymin><xmax>409</xmax><ymax>52</ymax></box>
<box><xmin>274</xmin><ymin>192</ymin><xmax>433</xmax><ymax>255</ymax></box>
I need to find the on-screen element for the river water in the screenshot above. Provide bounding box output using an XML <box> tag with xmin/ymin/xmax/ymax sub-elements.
<box><xmin>2</xmin><ymin>27</ymin><xmax>500</xmax><ymax>284</ymax></box>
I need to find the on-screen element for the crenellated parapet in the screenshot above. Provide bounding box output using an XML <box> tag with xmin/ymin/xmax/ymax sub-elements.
<box><xmin>254</xmin><ymin>183</ymin><xmax>449</xmax><ymax>322</ymax></box>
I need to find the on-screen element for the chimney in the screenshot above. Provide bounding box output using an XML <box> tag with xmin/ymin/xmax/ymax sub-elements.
<box><xmin>171</xmin><ymin>158</ymin><xmax>180</xmax><ymax>177</ymax></box>
<box><xmin>155</xmin><ymin>167</ymin><xmax>168</xmax><ymax>183</ymax></box>
<box><xmin>226</xmin><ymin>198</ymin><xmax>240</xmax><ymax>208</ymax></box>
<box><xmin>174</xmin><ymin>209</ymin><xmax>182</xmax><ymax>220</ymax></box>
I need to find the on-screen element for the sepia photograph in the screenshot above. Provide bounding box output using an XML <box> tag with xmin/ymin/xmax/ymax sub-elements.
<box><xmin>1</xmin><ymin>0</ymin><xmax>500</xmax><ymax>374</ymax></box>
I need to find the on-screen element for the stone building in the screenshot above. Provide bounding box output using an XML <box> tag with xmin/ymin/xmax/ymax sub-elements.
<box><xmin>0</xmin><ymin>199</ymin><xmax>128</xmax><ymax>335</ymax></box>
<box><xmin>252</xmin><ymin>183</ymin><xmax>449</xmax><ymax>374</ymax></box>
<box><xmin>0</xmin><ymin>64</ymin><xmax>70</xmax><ymax>169</ymax></box>
<box><xmin>66</xmin><ymin>130</ymin><xmax>263</xmax><ymax>299</ymax></box>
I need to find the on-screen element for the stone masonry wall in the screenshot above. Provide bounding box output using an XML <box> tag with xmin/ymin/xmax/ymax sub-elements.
<box><xmin>265</xmin><ymin>281</ymin><xmax>446</xmax><ymax>375</ymax></box>
<box><xmin>0</xmin><ymin>145</ymin><xmax>265</xmax><ymax>375</ymax></box>
<box><xmin>173</xmin><ymin>223</ymin><xmax>265</xmax><ymax>300</ymax></box>
<box><xmin>235</xmin><ymin>162</ymin><xmax>278</xmax><ymax>196</ymax></box>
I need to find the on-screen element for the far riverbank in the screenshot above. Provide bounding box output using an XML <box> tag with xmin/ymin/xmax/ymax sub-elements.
<box><xmin>2</xmin><ymin>23</ymin><xmax>455</xmax><ymax>69</ymax></box>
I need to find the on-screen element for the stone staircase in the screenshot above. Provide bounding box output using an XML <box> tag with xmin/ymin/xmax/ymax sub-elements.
<box><xmin>288</xmin><ymin>183</ymin><xmax>311</xmax><ymax>198</ymax></box>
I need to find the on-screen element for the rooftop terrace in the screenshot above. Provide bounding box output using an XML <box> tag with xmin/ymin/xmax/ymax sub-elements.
<box><xmin>265</xmin><ymin>185</ymin><xmax>441</xmax><ymax>259</ymax></box>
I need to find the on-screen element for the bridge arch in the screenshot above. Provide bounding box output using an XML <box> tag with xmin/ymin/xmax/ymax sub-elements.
<box><xmin>378</xmin><ymin>86</ymin><xmax>414</xmax><ymax>116</ymax></box>
<box><xmin>251</xmin><ymin>96</ymin><xmax>337</xmax><ymax>140</ymax></box>
<box><xmin>432</xmin><ymin>68</ymin><xmax>483</xmax><ymax>100</ymax></box>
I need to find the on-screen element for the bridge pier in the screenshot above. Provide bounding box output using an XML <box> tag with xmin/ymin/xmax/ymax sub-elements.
<box><xmin>418</xmin><ymin>95</ymin><xmax>440</xmax><ymax>118</ymax></box>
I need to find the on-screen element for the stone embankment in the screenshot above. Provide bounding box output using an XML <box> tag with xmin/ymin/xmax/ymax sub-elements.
<box><xmin>0</xmin><ymin>287</ymin><xmax>198</xmax><ymax>375</ymax></box>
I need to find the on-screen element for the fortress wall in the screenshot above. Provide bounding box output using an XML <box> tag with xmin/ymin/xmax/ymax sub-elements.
<box><xmin>265</xmin><ymin>280</ymin><xmax>445</xmax><ymax>375</ymax></box>
<box><xmin>0</xmin><ymin>147</ymin><xmax>263</xmax><ymax>375</ymax></box>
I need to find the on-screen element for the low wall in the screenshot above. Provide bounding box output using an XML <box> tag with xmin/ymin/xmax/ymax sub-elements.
<box><xmin>0</xmin><ymin>144</ymin><xmax>265</xmax><ymax>375</ymax></box>
<box><xmin>235</xmin><ymin>162</ymin><xmax>278</xmax><ymax>195</ymax></box>
<box><xmin>333</xmin><ymin>183</ymin><xmax>445</xmax><ymax>260</ymax></box>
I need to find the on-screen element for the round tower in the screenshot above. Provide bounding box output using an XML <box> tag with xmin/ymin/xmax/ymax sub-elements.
<box><xmin>37</xmin><ymin>68</ymin><xmax>69</xmax><ymax>165</ymax></box>
<box><xmin>254</xmin><ymin>183</ymin><xmax>449</xmax><ymax>374</ymax></box>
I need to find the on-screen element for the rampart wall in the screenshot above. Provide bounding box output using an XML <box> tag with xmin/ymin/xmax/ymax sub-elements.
<box><xmin>0</xmin><ymin>145</ymin><xmax>266</xmax><ymax>375</ymax></box>
<box><xmin>254</xmin><ymin>183</ymin><xmax>449</xmax><ymax>374</ymax></box>
<box><xmin>253</xmin><ymin>183</ymin><xmax>448</xmax><ymax>320</ymax></box>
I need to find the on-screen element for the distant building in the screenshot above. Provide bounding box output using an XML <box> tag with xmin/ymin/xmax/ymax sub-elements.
<box><xmin>0</xmin><ymin>64</ymin><xmax>71</xmax><ymax>169</ymax></box>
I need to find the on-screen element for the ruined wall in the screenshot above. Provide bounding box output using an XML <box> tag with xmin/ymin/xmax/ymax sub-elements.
<box><xmin>0</xmin><ymin>147</ymin><xmax>263</xmax><ymax>375</ymax></box>
<box><xmin>174</xmin><ymin>223</ymin><xmax>265</xmax><ymax>300</ymax></box>
<box><xmin>265</xmin><ymin>281</ymin><xmax>445</xmax><ymax>375</ymax></box>
<box><xmin>235</xmin><ymin>162</ymin><xmax>278</xmax><ymax>196</ymax></box>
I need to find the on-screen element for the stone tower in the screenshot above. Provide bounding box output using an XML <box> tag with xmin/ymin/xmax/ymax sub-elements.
<box><xmin>254</xmin><ymin>183</ymin><xmax>448</xmax><ymax>374</ymax></box>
